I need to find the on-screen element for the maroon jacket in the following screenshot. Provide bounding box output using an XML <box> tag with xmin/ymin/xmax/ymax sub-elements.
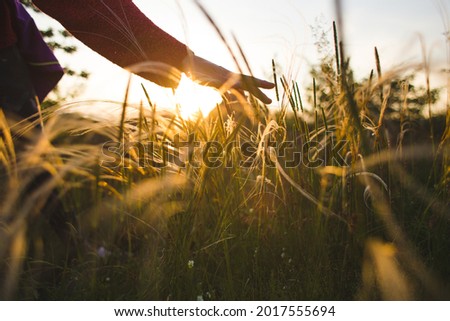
<box><xmin>33</xmin><ymin>0</ymin><xmax>192</xmax><ymax>87</ymax></box>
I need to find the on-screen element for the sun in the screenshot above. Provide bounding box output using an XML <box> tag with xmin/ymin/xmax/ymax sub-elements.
<box><xmin>175</xmin><ymin>74</ymin><xmax>223</xmax><ymax>119</ymax></box>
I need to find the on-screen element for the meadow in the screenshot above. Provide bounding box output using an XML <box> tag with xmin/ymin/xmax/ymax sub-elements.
<box><xmin>1</xmin><ymin>10</ymin><xmax>449</xmax><ymax>300</ymax></box>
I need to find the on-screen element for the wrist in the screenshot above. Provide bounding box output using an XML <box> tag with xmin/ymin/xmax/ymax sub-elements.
<box><xmin>181</xmin><ymin>53</ymin><xmax>196</xmax><ymax>75</ymax></box>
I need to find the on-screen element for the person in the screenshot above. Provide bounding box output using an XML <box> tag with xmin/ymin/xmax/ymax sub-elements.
<box><xmin>1</xmin><ymin>0</ymin><xmax>64</xmax><ymax>119</ymax></box>
<box><xmin>0</xmin><ymin>0</ymin><xmax>274</xmax><ymax>121</ymax></box>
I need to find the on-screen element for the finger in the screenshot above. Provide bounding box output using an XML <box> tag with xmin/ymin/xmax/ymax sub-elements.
<box><xmin>234</xmin><ymin>88</ymin><xmax>246</xmax><ymax>98</ymax></box>
<box><xmin>229</xmin><ymin>85</ymin><xmax>271</xmax><ymax>105</ymax></box>
<box><xmin>253</xmin><ymin>78</ymin><xmax>276</xmax><ymax>89</ymax></box>
<box><xmin>252</xmin><ymin>87</ymin><xmax>272</xmax><ymax>105</ymax></box>
<box><xmin>238</xmin><ymin>76</ymin><xmax>273</xmax><ymax>104</ymax></box>
<box><xmin>241</xmin><ymin>75</ymin><xmax>275</xmax><ymax>89</ymax></box>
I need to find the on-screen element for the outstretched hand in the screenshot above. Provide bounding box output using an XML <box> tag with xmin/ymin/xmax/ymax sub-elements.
<box><xmin>182</xmin><ymin>56</ymin><xmax>275</xmax><ymax>104</ymax></box>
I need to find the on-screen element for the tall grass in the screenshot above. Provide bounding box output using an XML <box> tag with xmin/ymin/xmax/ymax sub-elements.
<box><xmin>1</xmin><ymin>6</ymin><xmax>449</xmax><ymax>300</ymax></box>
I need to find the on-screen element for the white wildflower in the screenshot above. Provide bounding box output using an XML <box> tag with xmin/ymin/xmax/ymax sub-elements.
<box><xmin>224</xmin><ymin>113</ymin><xmax>237</xmax><ymax>136</ymax></box>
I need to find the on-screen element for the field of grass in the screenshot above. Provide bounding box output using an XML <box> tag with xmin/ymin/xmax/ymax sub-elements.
<box><xmin>1</xmin><ymin>16</ymin><xmax>450</xmax><ymax>300</ymax></box>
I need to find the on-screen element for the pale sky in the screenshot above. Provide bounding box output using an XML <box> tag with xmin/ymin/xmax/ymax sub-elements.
<box><xmin>33</xmin><ymin>0</ymin><xmax>449</xmax><ymax>112</ymax></box>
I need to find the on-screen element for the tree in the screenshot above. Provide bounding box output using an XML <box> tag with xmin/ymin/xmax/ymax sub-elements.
<box><xmin>306</xmin><ymin>21</ymin><xmax>440</xmax><ymax>120</ymax></box>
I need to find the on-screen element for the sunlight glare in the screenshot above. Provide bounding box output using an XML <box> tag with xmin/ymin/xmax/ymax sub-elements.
<box><xmin>175</xmin><ymin>74</ymin><xmax>223</xmax><ymax>119</ymax></box>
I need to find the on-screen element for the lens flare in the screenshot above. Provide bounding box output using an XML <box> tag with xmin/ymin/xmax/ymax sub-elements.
<box><xmin>175</xmin><ymin>74</ymin><xmax>223</xmax><ymax>119</ymax></box>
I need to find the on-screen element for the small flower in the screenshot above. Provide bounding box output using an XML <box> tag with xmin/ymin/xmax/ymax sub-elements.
<box><xmin>196</xmin><ymin>295</ymin><xmax>204</xmax><ymax>301</ymax></box>
<box><xmin>97</xmin><ymin>246</ymin><xmax>110</xmax><ymax>258</ymax></box>
<box><xmin>187</xmin><ymin>260</ymin><xmax>195</xmax><ymax>269</ymax></box>
<box><xmin>253</xmin><ymin>247</ymin><xmax>259</xmax><ymax>259</ymax></box>
<box><xmin>224</xmin><ymin>113</ymin><xmax>237</xmax><ymax>136</ymax></box>
<box><xmin>256</xmin><ymin>175</ymin><xmax>273</xmax><ymax>186</ymax></box>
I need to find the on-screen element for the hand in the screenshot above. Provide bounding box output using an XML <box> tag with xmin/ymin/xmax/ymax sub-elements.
<box><xmin>182</xmin><ymin>55</ymin><xmax>275</xmax><ymax>104</ymax></box>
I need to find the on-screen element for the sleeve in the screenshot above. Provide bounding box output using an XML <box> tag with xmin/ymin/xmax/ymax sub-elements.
<box><xmin>32</xmin><ymin>0</ymin><xmax>193</xmax><ymax>87</ymax></box>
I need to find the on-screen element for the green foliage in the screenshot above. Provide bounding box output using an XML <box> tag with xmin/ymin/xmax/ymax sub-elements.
<box><xmin>307</xmin><ymin>22</ymin><xmax>441</xmax><ymax>120</ymax></box>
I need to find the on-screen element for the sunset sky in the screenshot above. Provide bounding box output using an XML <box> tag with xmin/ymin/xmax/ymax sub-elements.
<box><xmin>32</xmin><ymin>0</ymin><xmax>449</xmax><ymax>112</ymax></box>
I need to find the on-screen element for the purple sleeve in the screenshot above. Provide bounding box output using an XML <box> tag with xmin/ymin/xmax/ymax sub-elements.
<box><xmin>12</xmin><ymin>0</ymin><xmax>63</xmax><ymax>102</ymax></box>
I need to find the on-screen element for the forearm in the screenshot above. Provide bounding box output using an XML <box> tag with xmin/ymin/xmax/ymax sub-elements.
<box><xmin>33</xmin><ymin>0</ymin><xmax>192</xmax><ymax>83</ymax></box>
